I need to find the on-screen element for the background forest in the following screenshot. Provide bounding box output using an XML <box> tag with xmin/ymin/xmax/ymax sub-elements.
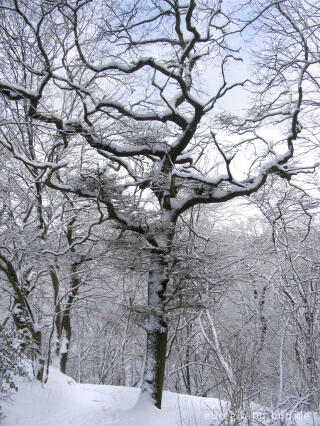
<box><xmin>0</xmin><ymin>0</ymin><xmax>320</xmax><ymax>421</ymax></box>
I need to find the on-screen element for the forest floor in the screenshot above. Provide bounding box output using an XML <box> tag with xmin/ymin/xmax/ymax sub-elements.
<box><xmin>1</xmin><ymin>368</ymin><xmax>319</xmax><ymax>425</ymax></box>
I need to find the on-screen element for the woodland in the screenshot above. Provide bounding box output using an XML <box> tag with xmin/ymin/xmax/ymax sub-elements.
<box><xmin>0</xmin><ymin>0</ymin><xmax>320</xmax><ymax>420</ymax></box>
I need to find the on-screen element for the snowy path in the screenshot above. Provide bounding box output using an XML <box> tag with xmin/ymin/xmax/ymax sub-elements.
<box><xmin>1</xmin><ymin>368</ymin><xmax>319</xmax><ymax>425</ymax></box>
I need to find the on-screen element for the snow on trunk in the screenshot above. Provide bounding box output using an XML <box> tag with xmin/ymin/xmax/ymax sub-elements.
<box><xmin>138</xmin><ymin>247</ymin><xmax>170</xmax><ymax>409</ymax></box>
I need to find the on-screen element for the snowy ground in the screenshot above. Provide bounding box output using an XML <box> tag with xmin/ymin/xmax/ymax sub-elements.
<box><xmin>1</xmin><ymin>368</ymin><xmax>320</xmax><ymax>426</ymax></box>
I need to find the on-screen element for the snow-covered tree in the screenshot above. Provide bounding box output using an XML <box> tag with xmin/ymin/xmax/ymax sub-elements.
<box><xmin>0</xmin><ymin>0</ymin><xmax>319</xmax><ymax>408</ymax></box>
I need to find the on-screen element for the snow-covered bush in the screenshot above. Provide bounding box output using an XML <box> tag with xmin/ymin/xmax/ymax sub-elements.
<box><xmin>0</xmin><ymin>331</ymin><xmax>29</xmax><ymax>421</ymax></box>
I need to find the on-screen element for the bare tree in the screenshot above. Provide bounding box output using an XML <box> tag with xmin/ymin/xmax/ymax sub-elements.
<box><xmin>250</xmin><ymin>179</ymin><xmax>320</xmax><ymax>410</ymax></box>
<box><xmin>0</xmin><ymin>0</ymin><xmax>318</xmax><ymax>408</ymax></box>
<box><xmin>0</xmin><ymin>105</ymin><xmax>110</xmax><ymax>379</ymax></box>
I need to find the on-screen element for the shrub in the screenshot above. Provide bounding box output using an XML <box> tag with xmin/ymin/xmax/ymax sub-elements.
<box><xmin>0</xmin><ymin>330</ymin><xmax>29</xmax><ymax>421</ymax></box>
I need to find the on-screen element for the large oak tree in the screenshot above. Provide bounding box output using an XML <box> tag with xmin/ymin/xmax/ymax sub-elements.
<box><xmin>0</xmin><ymin>0</ymin><xmax>319</xmax><ymax>408</ymax></box>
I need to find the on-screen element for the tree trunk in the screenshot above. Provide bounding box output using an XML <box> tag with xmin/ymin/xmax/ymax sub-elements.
<box><xmin>49</xmin><ymin>247</ymin><xmax>80</xmax><ymax>374</ymax></box>
<box><xmin>139</xmin><ymin>248</ymin><xmax>170</xmax><ymax>409</ymax></box>
<box><xmin>1</xmin><ymin>258</ymin><xmax>45</xmax><ymax>382</ymax></box>
<box><xmin>60</xmin><ymin>310</ymin><xmax>72</xmax><ymax>374</ymax></box>
<box><xmin>11</xmin><ymin>301</ymin><xmax>44</xmax><ymax>381</ymax></box>
<box><xmin>304</xmin><ymin>309</ymin><xmax>317</xmax><ymax>410</ymax></box>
